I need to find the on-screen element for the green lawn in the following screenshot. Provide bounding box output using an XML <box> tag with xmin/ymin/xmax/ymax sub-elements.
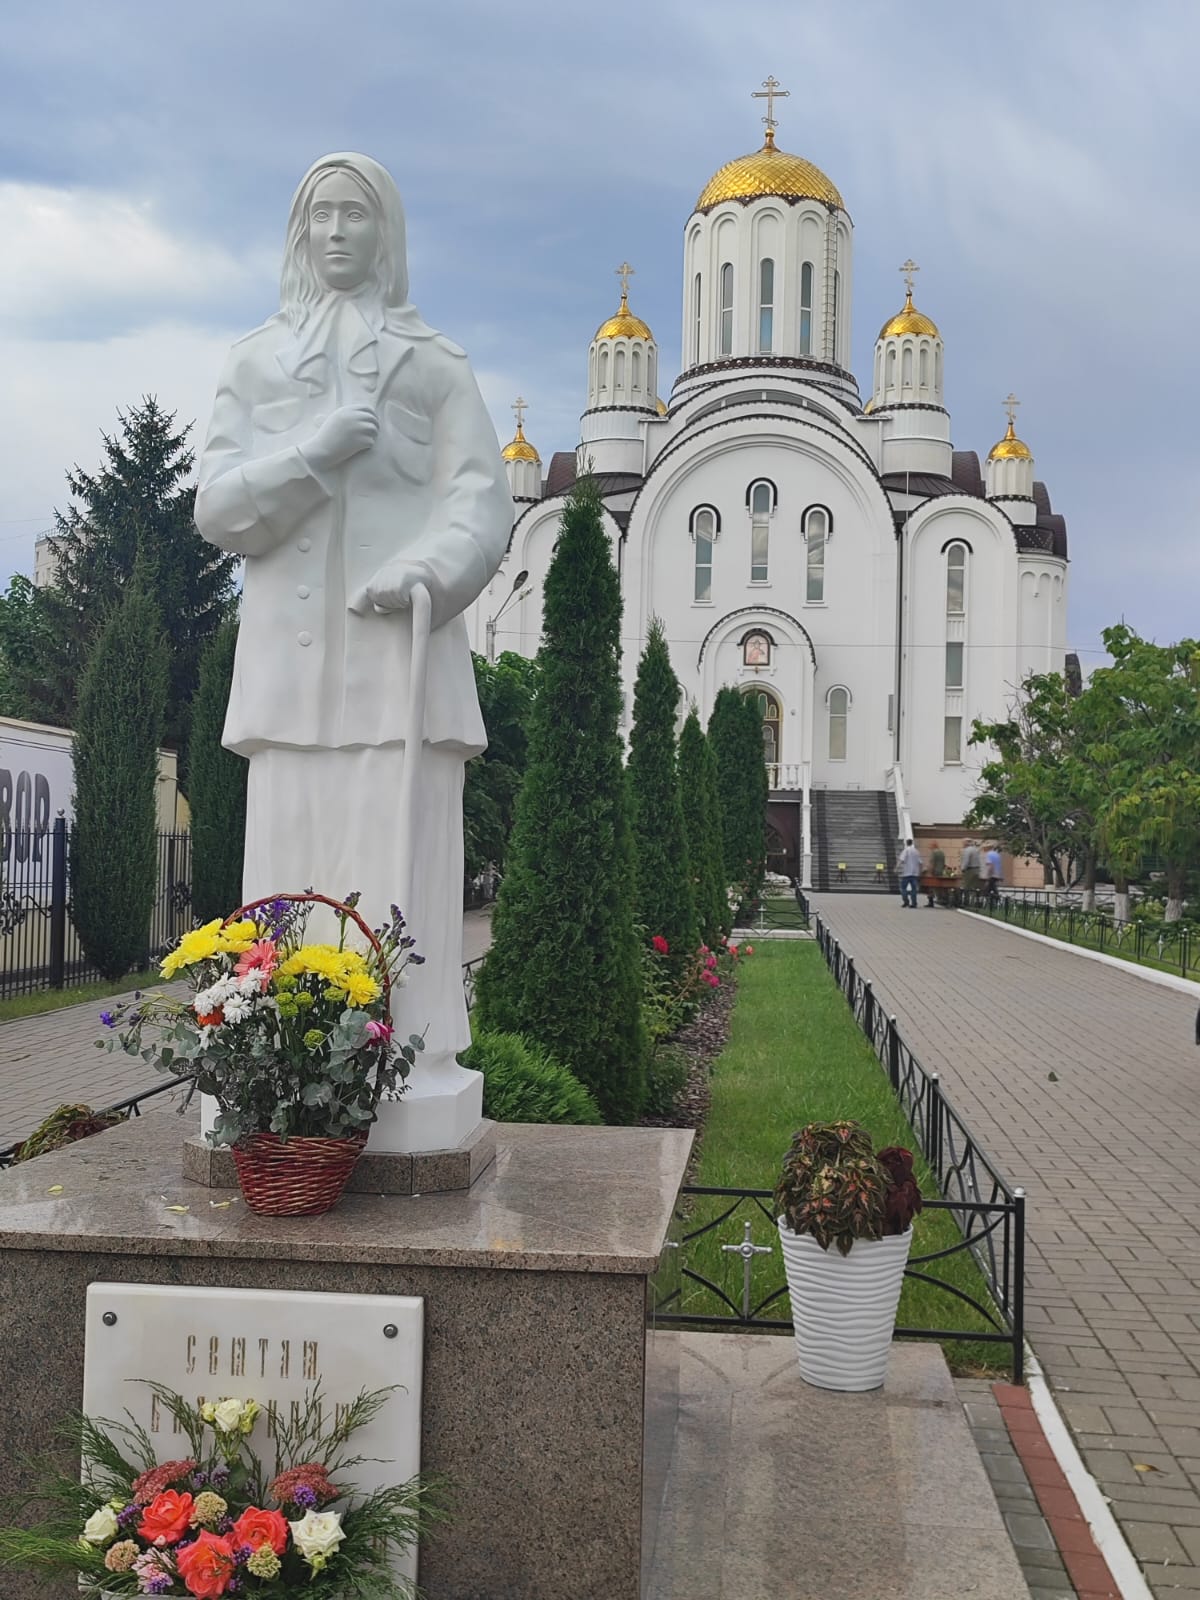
<box><xmin>0</xmin><ymin>970</ymin><xmax>162</xmax><ymax>1025</ymax></box>
<box><xmin>973</xmin><ymin>902</ymin><xmax>1199</xmax><ymax>983</ymax></box>
<box><xmin>675</xmin><ymin>942</ymin><xmax>1007</xmax><ymax>1373</ymax></box>
<box><xmin>736</xmin><ymin>893</ymin><xmax>809</xmax><ymax>932</ymax></box>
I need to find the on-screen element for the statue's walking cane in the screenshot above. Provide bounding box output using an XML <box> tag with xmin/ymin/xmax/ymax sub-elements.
<box><xmin>396</xmin><ymin>581</ymin><xmax>432</xmax><ymax>928</ymax></box>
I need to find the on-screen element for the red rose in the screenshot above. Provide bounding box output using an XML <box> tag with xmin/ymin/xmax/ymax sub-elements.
<box><xmin>231</xmin><ymin>1506</ymin><xmax>288</xmax><ymax>1555</ymax></box>
<box><xmin>176</xmin><ymin>1529</ymin><xmax>236</xmax><ymax>1599</ymax></box>
<box><xmin>138</xmin><ymin>1488</ymin><xmax>195</xmax><ymax>1545</ymax></box>
<box><xmin>651</xmin><ymin>935</ymin><xmax>669</xmax><ymax>955</ymax></box>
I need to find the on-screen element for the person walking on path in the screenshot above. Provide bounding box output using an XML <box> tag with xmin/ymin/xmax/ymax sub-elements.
<box><xmin>898</xmin><ymin>838</ymin><xmax>922</xmax><ymax>909</ymax></box>
<box><xmin>926</xmin><ymin>841</ymin><xmax>946</xmax><ymax>908</ymax></box>
<box><xmin>960</xmin><ymin>838</ymin><xmax>982</xmax><ymax>901</ymax></box>
<box><xmin>984</xmin><ymin>844</ymin><xmax>1003</xmax><ymax>903</ymax></box>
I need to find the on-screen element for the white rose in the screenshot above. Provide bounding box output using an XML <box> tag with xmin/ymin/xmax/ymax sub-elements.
<box><xmin>288</xmin><ymin>1510</ymin><xmax>345</xmax><ymax>1564</ymax></box>
<box><xmin>81</xmin><ymin>1505</ymin><xmax>119</xmax><ymax>1545</ymax></box>
<box><xmin>211</xmin><ymin>1396</ymin><xmax>244</xmax><ymax>1432</ymax></box>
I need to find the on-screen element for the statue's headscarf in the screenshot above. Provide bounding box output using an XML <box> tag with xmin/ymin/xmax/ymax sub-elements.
<box><xmin>278</xmin><ymin>152</ymin><xmax>436</xmax><ymax>387</ymax></box>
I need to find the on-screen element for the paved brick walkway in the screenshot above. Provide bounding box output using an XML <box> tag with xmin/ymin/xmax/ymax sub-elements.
<box><xmin>814</xmin><ymin>893</ymin><xmax>1200</xmax><ymax>1597</ymax></box>
<box><xmin>0</xmin><ymin>908</ymin><xmax>495</xmax><ymax>1150</ymax></box>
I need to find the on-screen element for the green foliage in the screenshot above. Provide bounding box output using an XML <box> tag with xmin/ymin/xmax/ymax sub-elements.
<box><xmin>12</xmin><ymin>1103</ymin><xmax>127</xmax><ymax>1163</ymax></box>
<box><xmin>463</xmin><ymin>650</ymin><xmax>541</xmax><ymax>881</ymax></box>
<box><xmin>462</xmin><ymin>1029</ymin><xmax>602</xmax><ymax>1124</ymax></box>
<box><xmin>474</xmin><ymin>480</ymin><xmax>647</xmax><ymax>1121</ymax></box>
<box><xmin>774</xmin><ymin>1120</ymin><xmax>921</xmax><ymax>1256</ymax></box>
<box><xmin>642</xmin><ymin>1044</ymin><xmax>690</xmax><ymax>1120</ymax></box>
<box><xmin>707</xmin><ymin>686</ymin><xmax>768</xmax><ymax>912</ymax></box>
<box><xmin>9</xmin><ymin>399</ymin><xmax>237</xmax><ymax>778</ymax></box>
<box><xmin>0</xmin><ymin>575</ymin><xmax>56</xmax><ymax>720</ymax></box>
<box><xmin>188</xmin><ymin>618</ymin><xmax>248</xmax><ymax>922</ymax></box>
<box><xmin>628</xmin><ymin>620</ymin><xmax>697</xmax><ymax>967</ymax></box>
<box><xmin>679</xmin><ymin>710</ymin><xmax>731</xmax><ymax>944</ymax></box>
<box><xmin>71</xmin><ymin>587</ymin><xmax>169</xmax><ymax>980</ymax></box>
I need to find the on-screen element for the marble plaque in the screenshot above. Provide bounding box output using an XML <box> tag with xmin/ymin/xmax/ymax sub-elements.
<box><xmin>83</xmin><ymin>1283</ymin><xmax>423</xmax><ymax>1581</ymax></box>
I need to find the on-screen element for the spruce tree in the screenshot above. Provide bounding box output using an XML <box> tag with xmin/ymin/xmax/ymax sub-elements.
<box><xmin>474</xmin><ymin>480</ymin><xmax>647</xmax><ymax>1121</ymax></box>
<box><xmin>71</xmin><ymin>585</ymin><xmax>169</xmax><ymax>979</ymax></box>
<box><xmin>188</xmin><ymin>618</ymin><xmax>248</xmax><ymax>921</ymax></box>
<box><xmin>628</xmin><ymin>620</ymin><xmax>697</xmax><ymax>966</ymax></box>
<box><xmin>14</xmin><ymin>399</ymin><xmax>238</xmax><ymax>775</ymax></box>
<box><xmin>679</xmin><ymin>708</ymin><xmax>728</xmax><ymax>946</ymax></box>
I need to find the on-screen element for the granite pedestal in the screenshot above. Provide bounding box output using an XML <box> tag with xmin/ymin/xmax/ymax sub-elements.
<box><xmin>0</xmin><ymin>1116</ymin><xmax>691</xmax><ymax>1600</ymax></box>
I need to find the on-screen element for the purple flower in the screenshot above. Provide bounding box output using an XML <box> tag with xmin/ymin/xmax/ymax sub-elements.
<box><xmin>100</xmin><ymin>1011</ymin><xmax>116</xmax><ymax>1028</ymax></box>
<box><xmin>117</xmin><ymin>1504</ymin><xmax>139</xmax><ymax>1527</ymax></box>
<box><xmin>293</xmin><ymin>1483</ymin><xmax>317</xmax><ymax>1509</ymax></box>
<box><xmin>148</xmin><ymin>1578</ymin><xmax>172</xmax><ymax>1596</ymax></box>
<box><xmin>190</xmin><ymin>1471</ymin><xmax>209</xmax><ymax>1491</ymax></box>
<box><xmin>209</xmin><ymin>1465</ymin><xmax>230</xmax><ymax>1488</ymax></box>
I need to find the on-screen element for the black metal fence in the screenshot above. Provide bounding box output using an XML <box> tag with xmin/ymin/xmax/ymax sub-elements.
<box><xmin>0</xmin><ymin>820</ymin><xmax>193</xmax><ymax>999</ymax></box>
<box><xmin>964</xmin><ymin>890</ymin><xmax>1198</xmax><ymax>981</ymax></box>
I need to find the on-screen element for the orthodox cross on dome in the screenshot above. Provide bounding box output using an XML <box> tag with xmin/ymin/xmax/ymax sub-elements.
<box><xmin>1003</xmin><ymin>392</ymin><xmax>1021</xmax><ymax>428</ymax></box>
<box><xmin>614</xmin><ymin>261</ymin><xmax>635</xmax><ymax>303</ymax></box>
<box><xmin>899</xmin><ymin>259</ymin><xmax>920</xmax><ymax>299</ymax></box>
<box><xmin>752</xmin><ymin>76</ymin><xmax>790</xmax><ymax>145</ymax></box>
<box><xmin>511</xmin><ymin>395</ymin><xmax>528</xmax><ymax>431</ymax></box>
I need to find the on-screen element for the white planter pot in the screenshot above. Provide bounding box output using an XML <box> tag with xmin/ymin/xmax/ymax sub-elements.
<box><xmin>778</xmin><ymin>1221</ymin><xmax>913</xmax><ymax>1391</ymax></box>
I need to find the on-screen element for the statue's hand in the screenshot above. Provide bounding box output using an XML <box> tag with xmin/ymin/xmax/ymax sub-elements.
<box><xmin>304</xmin><ymin>406</ymin><xmax>379</xmax><ymax>472</ymax></box>
<box><xmin>364</xmin><ymin>560</ymin><xmax>431</xmax><ymax>614</ymax></box>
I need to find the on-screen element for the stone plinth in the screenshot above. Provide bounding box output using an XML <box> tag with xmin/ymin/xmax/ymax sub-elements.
<box><xmin>0</xmin><ymin>1116</ymin><xmax>691</xmax><ymax>1600</ymax></box>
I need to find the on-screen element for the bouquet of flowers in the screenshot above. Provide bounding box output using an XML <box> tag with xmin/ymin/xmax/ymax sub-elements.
<box><xmin>100</xmin><ymin>893</ymin><xmax>422</xmax><ymax>1150</ymax></box>
<box><xmin>0</xmin><ymin>1385</ymin><xmax>442</xmax><ymax>1598</ymax></box>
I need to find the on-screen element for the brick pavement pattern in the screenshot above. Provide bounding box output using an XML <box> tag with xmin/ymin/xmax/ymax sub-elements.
<box><xmin>814</xmin><ymin>894</ymin><xmax>1200</xmax><ymax>1598</ymax></box>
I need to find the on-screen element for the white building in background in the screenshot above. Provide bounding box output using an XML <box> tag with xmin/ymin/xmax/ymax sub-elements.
<box><xmin>467</xmin><ymin>84</ymin><xmax>1072</xmax><ymax>888</ymax></box>
<box><xmin>32</xmin><ymin>535</ymin><xmax>59</xmax><ymax>589</ymax></box>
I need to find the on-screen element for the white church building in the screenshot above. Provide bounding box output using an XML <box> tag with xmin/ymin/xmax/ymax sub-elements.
<box><xmin>466</xmin><ymin>85</ymin><xmax>1072</xmax><ymax>891</ymax></box>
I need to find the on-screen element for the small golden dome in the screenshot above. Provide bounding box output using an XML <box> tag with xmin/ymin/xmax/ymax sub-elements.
<box><xmin>502</xmin><ymin>420</ymin><xmax>540</xmax><ymax>464</ymax></box>
<box><xmin>878</xmin><ymin>289</ymin><xmax>940</xmax><ymax>341</ymax></box>
<box><xmin>862</xmin><ymin>397</ymin><xmax>875</xmax><ymax>415</ymax></box>
<box><xmin>594</xmin><ymin>288</ymin><xmax>654</xmax><ymax>343</ymax></box>
<box><xmin>696</xmin><ymin>129</ymin><xmax>844</xmax><ymax>213</ymax></box>
<box><xmin>988</xmin><ymin>419</ymin><xmax>1032</xmax><ymax>462</ymax></box>
<box><xmin>656</xmin><ymin>398</ymin><xmax>668</xmax><ymax>417</ymax></box>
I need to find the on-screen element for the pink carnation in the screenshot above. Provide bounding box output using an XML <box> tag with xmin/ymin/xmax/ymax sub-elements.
<box><xmin>366</xmin><ymin>1020</ymin><xmax>393</xmax><ymax>1045</ymax></box>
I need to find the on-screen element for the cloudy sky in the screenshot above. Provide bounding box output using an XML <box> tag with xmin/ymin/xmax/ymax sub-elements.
<box><xmin>1</xmin><ymin>0</ymin><xmax>1196</xmax><ymax>664</ymax></box>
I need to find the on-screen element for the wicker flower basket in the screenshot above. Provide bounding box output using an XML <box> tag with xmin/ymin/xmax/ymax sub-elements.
<box><xmin>220</xmin><ymin>891</ymin><xmax>391</xmax><ymax>1218</ymax></box>
<box><xmin>232</xmin><ymin>1129</ymin><xmax>369</xmax><ymax>1216</ymax></box>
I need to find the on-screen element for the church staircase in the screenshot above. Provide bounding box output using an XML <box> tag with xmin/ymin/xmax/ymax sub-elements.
<box><xmin>812</xmin><ymin>790</ymin><xmax>901</xmax><ymax>894</ymax></box>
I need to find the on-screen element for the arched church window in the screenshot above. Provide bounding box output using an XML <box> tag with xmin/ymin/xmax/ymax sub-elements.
<box><xmin>743</xmin><ymin>631</ymin><xmax>772</xmax><ymax>668</ymax></box>
<box><xmin>632</xmin><ymin>348</ymin><xmax>642</xmax><ymax>391</ymax></box>
<box><xmin>691</xmin><ymin>506</ymin><xmax>717</xmax><ymax>603</ymax></box>
<box><xmin>799</xmin><ymin>261</ymin><xmax>814</xmax><ymax>355</ymax></box>
<box><xmin>902</xmin><ymin>346</ymin><xmax>913</xmax><ymax>387</ymax></box>
<box><xmin>804</xmin><ymin>505</ymin><xmax>829</xmax><ymax>603</ymax></box>
<box><xmin>935</xmin><ymin>347</ymin><xmax>943</xmax><ymax>392</ymax></box>
<box><xmin>946</xmin><ymin>543</ymin><xmax>966</xmax><ymax>615</ymax></box>
<box><xmin>742</xmin><ymin>685</ymin><xmax>782</xmax><ymax>765</ymax></box>
<box><xmin>647</xmin><ymin>349</ymin><xmax>656</xmax><ymax>397</ymax></box>
<box><xmin>828</xmin><ymin>686</ymin><xmax>849</xmax><ymax>761</ymax></box>
<box><xmin>758</xmin><ymin>258</ymin><xmax>775</xmax><ymax>353</ymax></box>
<box><xmin>919</xmin><ymin>346</ymin><xmax>929</xmax><ymax>388</ymax></box>
<box><xmin>749</xmin><ymin>480</ymin><xmax>772</xmax><ymax>582</ymax></box>
<box><xmin>615</xmin><ymin>348</ymin><xmax>626</xmax><ymax>391</ymax></box>
<box><xmin>589</xmin><ymin>347</ymin><xmax>596</xmax><ymax>400</ymax></box>
<box><xmin>719</xmin><ymin>263</ymin><xmax>734</xmax><ymax>355</ymax></box>
<box><xmin>886</xmin><ymin>346</ymin><xmax>896</xmax><ymax>388</ymax></box>
<box><xmin>599</xmin><ymin>346</ymin><xmax>609</xmax><ymax>390</ymax></box>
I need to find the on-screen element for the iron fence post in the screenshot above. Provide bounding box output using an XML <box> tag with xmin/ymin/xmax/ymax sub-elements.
<box><xmin>928</xmin><ymin>1072</ymin><xmax>943</xmax><ymax>1182</ymax></box>
<box><xmin>1013</xmin><ymin>1187</ymin><xmax>1026</xmax><ymax>1384</ymax></box>
<box><xmin>48</xmin><ymin>816</ymin><xmax>67</xmax><ymax>989</ymax></box>
<box><xmin>863</xmin><ymin>979</ymin><xmax>875</xmax><ymax>1044</ymax></box>
<box><xmin>845</xmin><ymin>955</ymin><xmax>856</xmax><ymax>1009</ymax></box>
<box><xmin>887</xmin><ymin>1016</ymin><xmax>900</xmax><ymax>1092</ymax></box>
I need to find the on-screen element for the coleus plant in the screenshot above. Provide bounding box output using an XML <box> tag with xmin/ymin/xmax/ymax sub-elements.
<box><xmin>774</xmin><ymin>1119</ymin><xmax>923</xmax><ymax>1255</ymax></box>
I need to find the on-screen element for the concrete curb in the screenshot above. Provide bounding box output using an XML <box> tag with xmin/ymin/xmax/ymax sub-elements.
<box><xmin>958</xmin><ymin>909</ymin><xmax>1200</xmax><ymax>999</ymax></box>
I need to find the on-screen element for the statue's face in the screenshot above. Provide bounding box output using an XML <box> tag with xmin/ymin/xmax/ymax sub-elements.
<box><xmin>308</xmin><ymin>171</ymin><xmax>379</xmax><ymax>292</ymax></box>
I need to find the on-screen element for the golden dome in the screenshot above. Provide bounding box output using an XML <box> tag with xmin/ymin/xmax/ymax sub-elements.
<box><xmin>988</xmin><ymin>418</ymin><xmax>1032</xmax><ymax>462</ymax></box>
<box><xmin>502</xmin><ymin>420</ymin><xmax>540</xmax><ymax>464</ymax></box>
<box><xmin>656</xmin><ymin>397</ymin><xmax>668</xmax><ymax>416</ymax></box>
<box><xmin>878</xmin><ymin>289</ymin><xmax>940</xmax><ymax>341</ymax></box>
<box><xmin>695</xmin><ymin>129</ymin><xmax>844</xmax><ymax>213</ymax></box>
<box><xmin>594</xmin><ymin>289</ymin><xmax>654</xmax><ymax>342</ymax></box>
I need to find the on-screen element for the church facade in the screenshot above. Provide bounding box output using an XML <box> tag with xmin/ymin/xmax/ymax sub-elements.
<box><xmin>466</xmin><ymin>88</ymin><xmax>1071</xmax><ymax>888</ymax></box>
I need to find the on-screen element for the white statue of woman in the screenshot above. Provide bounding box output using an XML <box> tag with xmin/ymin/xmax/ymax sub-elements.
<box><xmin>195</xmin><ymin>153</ymin><xmax>513</xmax><ymax>1151</ymax></box>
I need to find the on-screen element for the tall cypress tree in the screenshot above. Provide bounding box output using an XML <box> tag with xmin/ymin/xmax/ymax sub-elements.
<box><xmin>71</xmin><ymin>584</ymin><xmax>169</xmax><ymax>979</ymax></box>
<box><xmin>628</xmin><ymin>620</ymin><xmax>697</xmax><ymax>966</ymax></box>
<box><xmin>708</xmin><ymin>686</ymin><xmax>746</xmax><ymax>892</ymax></box>
<box><xmin>740</xmin><ymin>690</ymin><xmax>770</xmax><ymax>903</ymax></box>
<box><xmin>188</xmin><ymin>618</ymin><xmax>248</xmax><ymax>921</ymax></box>
<box><xmin>679</xmin><ymin>708</ymin><xmax>728</xmax><ymax>946</ymax></box>
<box><xmin>475</xmin><ymin>480</ymin><xmax>647</xmax><ymax>1121</ymax></box>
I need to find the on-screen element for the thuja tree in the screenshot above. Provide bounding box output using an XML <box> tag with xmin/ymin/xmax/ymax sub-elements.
<box><xmin>708</xmin><ymin>686</ymin><xmax>768</xmax><ymax>909</ymax></box>
<box><xmin>474</xmin><ymin>479</ymin><xmax>647</xmax><ymax>1121</ymax></box>
<box><xmin>71</xmin><ymin>585</ymin><xmax>169</xmax><ymax>979</ymax></box>
<box><xmin>679</xmin><ymin>708</ymin><xmax>728</xmax><ymax>945</ymax></box>
<box><xmin>188</xmin><ymin>618</ymin><xmax>248</xmax><ymax>922</ymax></box>
<box><xmin>628</xmin><ymin>620</ymin><xmax>697</xmax><ymax>967</ymax></box>
<box><xmin>740</xmin><ymin>691</ymin><xmax>769</xmax><ymax>902</ymax></box>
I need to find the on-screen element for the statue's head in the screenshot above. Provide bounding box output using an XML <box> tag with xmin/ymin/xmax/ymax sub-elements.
<box><xmin>280</xmin><ymin>153</ymin><xmax>408</xmax><ymax>327</ymax></box>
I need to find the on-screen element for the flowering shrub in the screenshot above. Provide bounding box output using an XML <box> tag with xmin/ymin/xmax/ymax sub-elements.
<box><xmin>0</xmin><ymin>1386</ymin><xmax>440</xmax><ymax>1597</ymax></box>
<box><xmin>98</xmin><ymin>895</ymin><xmax>425</xmax><ymax>1147</ymax></box>
<box><xmin>639</xmin><ymin>933</ymin><xmax>731</xmax><ymax>1060</ymax></box>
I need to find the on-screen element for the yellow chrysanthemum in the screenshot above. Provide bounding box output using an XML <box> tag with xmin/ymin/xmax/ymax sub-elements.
<box><xmin>343</xmin><ymin>971</ymin><xmax>381</xmax><ymax>1007</ymax></box>
<box><xmin>219</xmin><ymin>919</ymin><xmax>258</xmax><ymax>952</ymax></box>
<box><xmin>161</xmin><ymin>920</ymin><xmax>225</xmax><ymax>978</ymax></box>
